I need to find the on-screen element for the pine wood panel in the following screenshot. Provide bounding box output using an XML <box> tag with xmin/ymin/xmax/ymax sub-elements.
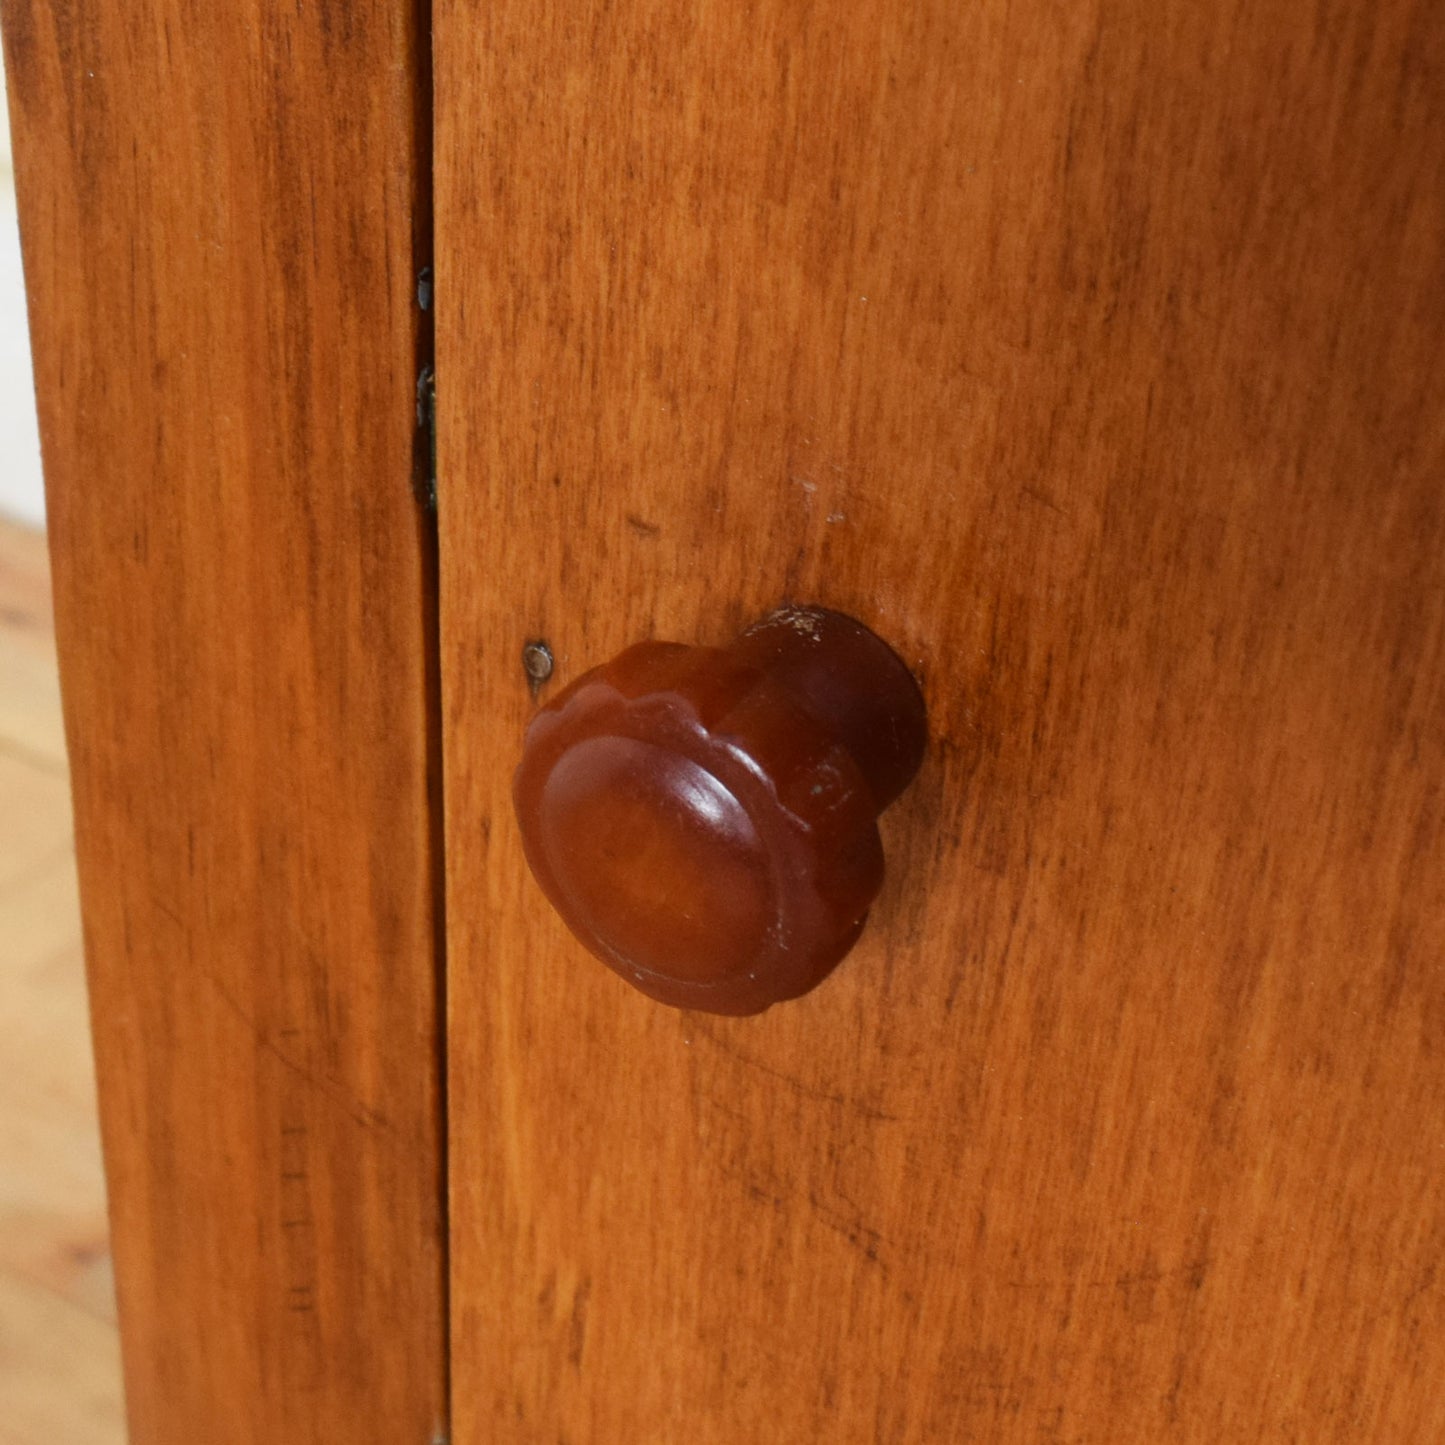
<box><xmin>1</xmin><ymin>6</ymin><xmax>446</xmax><ymax>1442</ymax></box>
<box><xmin>437</xmin><ymin>0</ymin><xmax>1445</xmax><ymax>1438</ymax></box>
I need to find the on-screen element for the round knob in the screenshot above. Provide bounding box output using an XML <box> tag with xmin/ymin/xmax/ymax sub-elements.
<box><xmin>513</xmin><ymin>606</ymin><xmax>927</xmax><ymax>1015</ymax></box>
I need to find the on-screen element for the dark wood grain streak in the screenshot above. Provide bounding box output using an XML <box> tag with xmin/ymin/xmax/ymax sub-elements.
<box><xmin>1</xmin><ymin>2</ymin><xmax>447</xmax><ymax>1440</ymax></box>
<box><xmin>437</xmin><ymin>0</ymin><xmax>1445</xmax><ymax>1438</ymax></box>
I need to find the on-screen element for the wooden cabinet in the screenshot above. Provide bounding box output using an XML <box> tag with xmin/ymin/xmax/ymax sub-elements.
<box><xmin>6</xmin><ymin>0</ymin><xmax>1445</xmax><ymax>1439</ymax></box>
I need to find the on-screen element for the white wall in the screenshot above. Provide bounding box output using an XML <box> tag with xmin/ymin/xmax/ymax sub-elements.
<box><xmin>0</xmin><ymin>48</ymin><xmax>46</xmax><ymax>529</ymax></box>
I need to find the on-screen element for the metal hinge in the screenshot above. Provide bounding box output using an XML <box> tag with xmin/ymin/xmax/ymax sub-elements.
<box><xmin>415</xmin><ymin>362</ymin><xmax>436</xmax><ymax>512</ymax></box>
<box><xmin>413</xmin><ymin>263</ymin><xmax>436</xmax><ymax>512</ymax></box>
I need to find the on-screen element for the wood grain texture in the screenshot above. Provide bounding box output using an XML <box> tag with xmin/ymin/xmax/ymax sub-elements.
<box><xmin>437</xmin><ymin>0</ymin><xmax>1445</xmax><ymax>1439</ymax></box>
<box><xmin>1</xmin><ymin>5</ymin><xmax>446</xmax><ymax>1442</ymax></box>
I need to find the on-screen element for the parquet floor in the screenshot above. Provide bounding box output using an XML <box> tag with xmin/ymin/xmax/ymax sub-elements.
<box><xmin>0</xmin><ymin>517</ymin><xmax>125</xmax><ymax>1444</ymax></box>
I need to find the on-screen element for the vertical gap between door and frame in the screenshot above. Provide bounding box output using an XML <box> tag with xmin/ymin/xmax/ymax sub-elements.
<box><xmin>411</xmin><ymin>0</ymin><xmax>451</xmax><ymax>1435</ymax></box>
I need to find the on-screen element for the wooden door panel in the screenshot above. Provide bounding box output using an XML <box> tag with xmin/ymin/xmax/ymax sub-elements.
<box><xmin>437</xmin><ymin>0</ymin><xmax>1445</xmax><ymax>1438</ymax></box>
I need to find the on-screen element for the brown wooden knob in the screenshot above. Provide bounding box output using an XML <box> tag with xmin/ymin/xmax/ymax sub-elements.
<box><xmin>513</xmin><ymin>607</ymin><xmax>927</xmax><ymax>1015</ymax></box>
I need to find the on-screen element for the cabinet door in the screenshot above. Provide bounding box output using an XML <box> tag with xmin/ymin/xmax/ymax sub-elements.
<box><xmin>435</xmin><ymin>2</ymin><xmax>1445</xmax><ymax>1439</ymax></box>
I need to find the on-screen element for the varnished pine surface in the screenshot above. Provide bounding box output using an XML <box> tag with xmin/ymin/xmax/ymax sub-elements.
<box><xmin>0</xmin><ymin>518</ymin><xmax>124</xmax><ymax>1445</ymax></box>
<box><xmin>437</xmin><ymin>0</ymin><xmax>1445</xmax><ymax>1438</ymax></box>
<box><xmin>2</xmin><ymin>4</ymin><xmax>446</xmax><ymax>1440</ymax></box>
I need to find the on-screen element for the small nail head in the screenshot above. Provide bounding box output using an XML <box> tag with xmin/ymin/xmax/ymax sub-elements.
<box><xmin>522</xmin><ymin>641</ymin><xmax>554</xmax><ymax>684</ymax></box>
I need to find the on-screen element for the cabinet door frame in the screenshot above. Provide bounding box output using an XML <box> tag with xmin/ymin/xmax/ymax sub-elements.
<box><xmin>1</xmin><ymin>2</ymin><xmax>447</xmax><ymax>1439</ymax></box>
